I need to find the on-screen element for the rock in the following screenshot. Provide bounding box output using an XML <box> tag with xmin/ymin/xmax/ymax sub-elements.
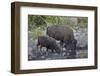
<box><xmin>74</xmin><ymin>28</ymin><xmax>88</xmax><ymax>50</ymax></box>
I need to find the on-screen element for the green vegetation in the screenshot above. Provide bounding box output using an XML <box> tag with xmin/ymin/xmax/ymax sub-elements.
<box><xmin>28</xmin><ymin>15</ymin><xmax>88</xmax><ymax>40</ymax></box>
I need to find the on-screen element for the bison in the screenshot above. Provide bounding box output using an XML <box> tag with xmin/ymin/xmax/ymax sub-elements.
<box><xmin>37</xmin><ymin>36</ymin><xmax>61</xmax><ymax>55</ymax></box>
<box><xmin>47</xmin><ymin>25</ymin><xmax>77</xmax><ymax>57</ymax></box>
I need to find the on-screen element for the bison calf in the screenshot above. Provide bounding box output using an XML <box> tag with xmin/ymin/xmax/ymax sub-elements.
<box><xmin>37</xmin><ymin>36</ymin><xmax>61</xmax><ymax>54</ymax></box>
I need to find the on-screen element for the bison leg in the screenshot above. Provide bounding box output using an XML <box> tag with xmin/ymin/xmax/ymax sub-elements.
<box><xmin>69</xmin><ymin>51</ymin><xmax>76</xmax><ymax>58</ymax></box>
<box><xmin>69</xmin><ymin>39</ymin><xmax>77</xmax><ymax>58</ymax></box>
<box><xmin>39</xmin><ymin>45</ymin><xmax>43</xmax><ymax>55</ymax></box>
<box><xmin>60</xmin><ymin>41</ymin><xmax>64</xmax><ymax>51</ymax></box>
<box><xmin>44</xmin><ymin>48</ymin><xmax>48</xmax><ymax>56</ymax></box>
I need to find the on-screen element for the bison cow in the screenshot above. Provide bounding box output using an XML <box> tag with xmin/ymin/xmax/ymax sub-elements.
<box><xmin>37</xmin><ymin>36</ymin><xmax>61</xmax><ymax>55</ymax></box>
<box><xmin>47</xmin><ymin>25</ymin><xmax>77</xmax><ymax>57</ymax></box>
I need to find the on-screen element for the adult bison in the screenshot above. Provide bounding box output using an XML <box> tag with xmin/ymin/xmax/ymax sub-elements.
<box><xmin>47</xmin><ymin>25</ymin><xmax>77</xmax><ymax>57</ymax></box>
<box><xmin>37</xmin><ymin>36</ymin><xmax>61</xmax><ymax>55</ymax></box>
